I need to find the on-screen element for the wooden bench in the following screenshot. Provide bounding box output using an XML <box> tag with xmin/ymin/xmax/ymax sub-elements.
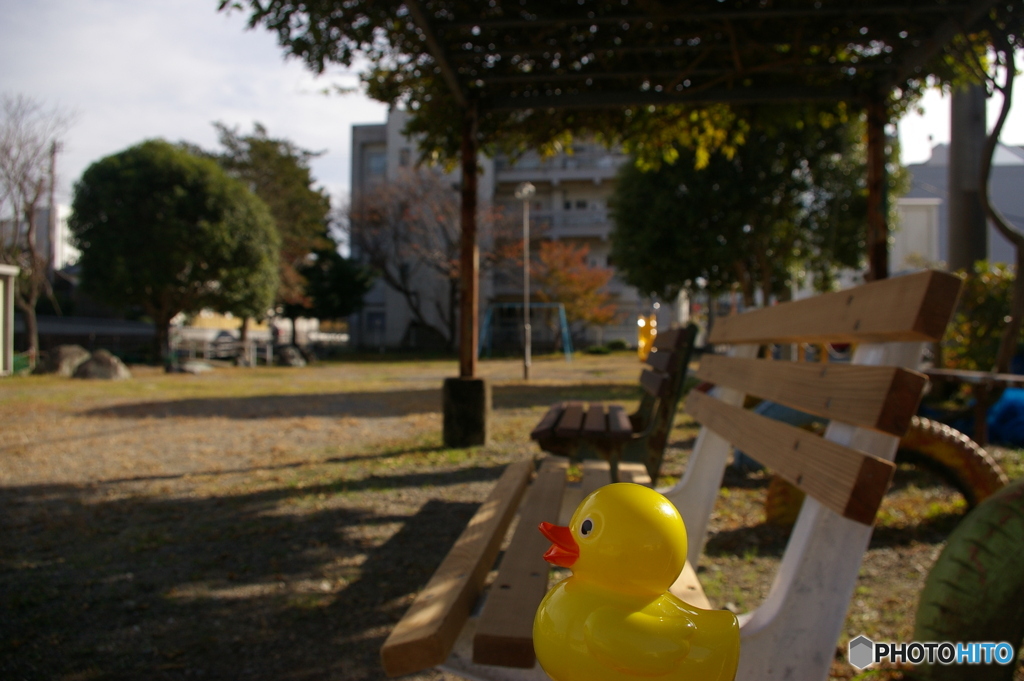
<box><xmin>380</xmin><ymin>269</ymin><xmax>961</xmax><ymax>681</ymax></box>
<box><xmin>529</xmin><ymin>324</ymin><xmax>698</xmax><ymax>483</ymax></box>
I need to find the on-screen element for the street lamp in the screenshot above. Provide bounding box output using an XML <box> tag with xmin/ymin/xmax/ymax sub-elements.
<box><xmin>514</xmin><ymin>181</ymin><xmax>536</xmax><ymax>380</ymax></box>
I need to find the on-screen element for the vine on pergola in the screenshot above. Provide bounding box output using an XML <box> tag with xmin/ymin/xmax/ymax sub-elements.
<box><xmin>222</xmin><ymin>1</ymin><xmax>1009</xmax><ymax>166</ymax></box>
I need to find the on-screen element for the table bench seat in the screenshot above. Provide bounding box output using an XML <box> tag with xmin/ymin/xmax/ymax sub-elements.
<box><xmin>380</xmin><ymin>456</ymin><xmax>709</xmax><ymax>678</ymax></box>
<box><xmin>381</xmin><ymin>269</ymin><xmax>962</xmax><ymax>681</ymax></box>
<box><xmin>530</xmin><ymin>325</ymin><xmax>697</xmax><ymax>482</ymax></box>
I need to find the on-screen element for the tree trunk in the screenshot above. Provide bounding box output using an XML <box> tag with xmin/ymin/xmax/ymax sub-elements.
<box><xmin>155</xmin><ymin>312</ymin><xmax>171</xmax><ymax>371</ymax></box>
<box><xmin>238</xmin><ymin>317</ymin><xmax>250</xmax><ymax>365</ymax></box>
<box><xmin>289</xmin><ymin>313</ymin><xmax>299</xmax><ymax>346</ymax></box>
<box><xmin>978</xmin><ymin>39</ymin><xmax>1024</xmax><ymax>374</ymax></box>
<box><xmin>15</xmin><ymin>297</ymin><xmax>39</xmax><ymax>366</ymax></box>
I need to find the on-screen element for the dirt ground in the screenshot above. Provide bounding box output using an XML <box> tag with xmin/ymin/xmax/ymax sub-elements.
<box><xmin>1</xmin><ymin>355</ymin><xmax>1021</xmax><ymax>681</ymax></box>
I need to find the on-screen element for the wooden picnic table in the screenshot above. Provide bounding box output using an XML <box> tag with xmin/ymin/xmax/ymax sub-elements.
<box><xmin>923</xmin><ymin>367</ymin><xmax>1024</xmax><ymax>445</ymax></box>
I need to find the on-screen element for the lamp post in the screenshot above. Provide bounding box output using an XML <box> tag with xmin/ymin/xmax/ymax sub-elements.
<box><xmin>514</xmin><ymin>182</ymin><xmax>536</xmax><ymax>380</ymax></box>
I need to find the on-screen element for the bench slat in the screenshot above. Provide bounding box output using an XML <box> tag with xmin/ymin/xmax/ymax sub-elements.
<box><xmin>695</xmin><ymin>355</ymin><xmax>927</xmax><ymax>436</ymax></box>
<box><xmin>380</xmin><ymin>460</ymin><xmax>534</xmax><ymax>677</ymax></box>
<box><xmin>473</xmin><ymin>458</ymin><xmax>568</xmax><ymax>667</ymax></box>
<box><xmin>529</xmin><ymin>403</ymin><xmax>565</xmax><ymax>440</ymax></box>
<box><xmin>654</xmin><ymin>327</ymin><xmax>684</xmax><ymax>350</ymax></box>
<box><xmin>607</xmin><ymin>405</ymin><xmax>632</xmax><ymax>437</ymax></box>
<box><xmin>582</xmin><ymin>403</ymin><xmax>606</xmax><ymax>435</ymax></box>
<box><xmin>670</xmin><ymin>561</ymin><xmax>712</xmax><ymax>610</ymax></box>
<box><xmin>708</xmin><ymin>270</ymin><xmax>961</xmax><ymax>345</ymax></box>
<box><xmin>554</xmin><ymin>402</ymin><xmax>585</xmax><ymax>437</ymax></box>
<box><xmin>640</xmin><ymin>369</ymin><xmax>669</xmax><ymax>398</ymax></box>
<box><xmin>646</xmin><ymin>348</ymin><xmax>675</xmax><ymax>372</ymax></box>
<box><xmin>684</xmin><ymin>391</ymin><xmax>895</xmax><ymax>525</ymax></box>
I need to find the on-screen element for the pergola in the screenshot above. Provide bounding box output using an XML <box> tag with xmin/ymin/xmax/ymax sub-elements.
<box><xmin>384</xmin><ymin>0</ymin><xmax>1000</xmax><ymax>444</ymax></box>
<box><xmin>228</xmin><ymin>0</ymin><xmax>1007</xmax><ymax>442</ymax></box>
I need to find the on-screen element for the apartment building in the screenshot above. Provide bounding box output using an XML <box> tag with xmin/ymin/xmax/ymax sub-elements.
<box><xmin>894</xmin><ymin>143</ymin><xmax>1024</xmax><ymax>273</ymax></box>
<box><xmin>348</xmin><ymin>108</ymin><xmax>674</xmax><ymax>352</ymax></box>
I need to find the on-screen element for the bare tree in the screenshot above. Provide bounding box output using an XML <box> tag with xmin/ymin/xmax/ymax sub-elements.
<box><xmin>0</xmin><ymin>94</ymin><xmax>73</xmax><ymax>366</ymax></box>
<box><xmin>348</xmin><ymin>167</ymin><xmax>510</xmax><ymax>350</ymax></box>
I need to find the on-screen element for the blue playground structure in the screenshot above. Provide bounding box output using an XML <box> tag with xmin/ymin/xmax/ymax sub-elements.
<box><xmin>478</xmin><ymin>302</ymin><xmax>573</xmax><ymax>362</ymax></box>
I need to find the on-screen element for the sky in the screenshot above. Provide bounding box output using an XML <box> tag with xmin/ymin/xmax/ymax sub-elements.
<box><xmin>2</xmin><ymin>0</ymin><xmax>1024</xmax><ymax>209</ymax></box>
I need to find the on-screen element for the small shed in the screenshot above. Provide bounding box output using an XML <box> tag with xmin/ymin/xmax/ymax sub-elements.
<box><xmin>0</xmin><ymin>264</ymin><xmax>19</xmax><ymax>376</ymax></box>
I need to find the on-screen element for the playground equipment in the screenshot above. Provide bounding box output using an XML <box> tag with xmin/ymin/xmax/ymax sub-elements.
<box><xmin>637</xmin><ymin>313</ymin><xmax>657</xmax><ymax>361</ymax></box>
<box><xmin>479</xmin><ymin>302</ymin><xmax>573</xmax><ymax>362</ymax></box>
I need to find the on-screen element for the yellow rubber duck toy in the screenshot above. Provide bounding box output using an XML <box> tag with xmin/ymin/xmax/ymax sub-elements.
<box><xmin>534</xmin><ymin>483</ymin><xmax>739</xmax><ymax>681</ymax></box>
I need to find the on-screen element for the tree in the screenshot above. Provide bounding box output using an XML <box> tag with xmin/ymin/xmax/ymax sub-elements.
<box><xmin>0</xmin><ymin>94</ymin><xmax>73</xmax><ymax>366</ymax></box>
<box><xmin>348</xmin><ymin>167</ymin><xmax>506</xmax><ymax>350</ymax></box>
<box><xmin>69</xmin><ymin>140</ymin><xmax>280</xmax><ymax>364</ymax></box>
<box><xmin>297</xmin><ymin>246</ymin><xmax>374</xmax><ymax>322</ymax></box>
<box><xmin>211</xmin><ymin>122</ymin><xmax>333</xmax><ymax>320</ymax></box>
<box><xmin>609</xmin><ymin>106</ymin><xmax>902</xmax><ymax>305</ymax></box>
<box><xmin>532</xmin><ymin>240</ymin><xmax>618</xmax><ymax>342</ymax></box>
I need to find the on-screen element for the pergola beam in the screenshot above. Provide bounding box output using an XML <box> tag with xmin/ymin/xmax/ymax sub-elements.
<box><xmin>485</xmin><ymin>85</ymin><xmax>857</xmax><ymax>111</ymax></box>
<box><xmin>405</xmin><ymin>0</ymin><xmax>468</xmax><ymax>108</ymax></box>
<box><xmin>889</xmin><ymin>0</ymin><xmax>1001</xmax><ymax>88</ymax></box>
<box><xmin>450</xmin><ymin>4</ymin><xmax>972</xmax><ymax>31</ymax></box>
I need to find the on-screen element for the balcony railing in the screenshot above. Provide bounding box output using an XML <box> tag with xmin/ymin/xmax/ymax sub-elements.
<box><xmin>529</xmin><ymin>210</ymin><xmax>612</xmax><ymax>237</ymax></box>
<box><xmin>494</xmin><ymin>152</ymin><xmax>627</xmax><ymax>173</ymax></box>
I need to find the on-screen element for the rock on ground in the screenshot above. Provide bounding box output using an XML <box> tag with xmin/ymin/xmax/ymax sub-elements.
<box><xmin>34</xmin><ymin>344</ymin><xmax>91</xmax><ymax>377</ymax></box>
<box><xmin>73</xmin><ymin>349</ymin><xmax>132</xmax><ymax>380</ymax></box>
<box><xmin>277</xmin><ymin>345</ymin><xmax>307</xmax><ymax>367</ymax></box>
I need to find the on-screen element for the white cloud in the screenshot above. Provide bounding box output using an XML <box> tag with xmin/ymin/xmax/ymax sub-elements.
<box><xmin>0</xmin><ymin>0</ymin><xmax>387</xmax><ymax>205</ymax></box>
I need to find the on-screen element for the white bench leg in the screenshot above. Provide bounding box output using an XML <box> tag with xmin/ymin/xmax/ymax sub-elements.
<box><xmin>734</xmin><ymin>342</ymin><xmax>925</xmax><ymax>681</ymax></box>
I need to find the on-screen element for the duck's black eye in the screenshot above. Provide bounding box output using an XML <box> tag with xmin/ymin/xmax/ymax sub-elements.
<box><xmin>580</xmin><ymin>518</ymin><xmax>594</xmax><ymax>537</ymax></box>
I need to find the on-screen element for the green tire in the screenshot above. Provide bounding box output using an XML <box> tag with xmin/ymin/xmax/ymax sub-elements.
<box><xmin>913</xmin><ymin>478</ymin><xmax>1024</xmax><ymax>680</ymax></box>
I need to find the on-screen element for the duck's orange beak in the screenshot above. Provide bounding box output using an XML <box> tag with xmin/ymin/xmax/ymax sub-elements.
<box><xmin>539</xmin><ymin>521</ymin><xmax>579</xmax><ymax>567</ymax></box>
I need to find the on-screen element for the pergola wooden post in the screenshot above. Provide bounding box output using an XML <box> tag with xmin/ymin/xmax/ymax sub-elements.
<box><xmin>459</xmin><ymin>101</ymin><xmax>479</xmax><ymax>379</ymax></box>
<box><xmin>866</xmin><ymin>95</ymin><xmax>889</xmax><ymax>281</ymax></box>
<box><xmin>442</xmin><ymin>99</ymin><xmax>491</xmax><ymax>448</ymax></box>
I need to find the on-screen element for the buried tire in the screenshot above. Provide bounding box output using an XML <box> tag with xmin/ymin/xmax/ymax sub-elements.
<box><xmin>913</xmin><ymin>478</ymin><xmax>1024</xmax><ymax>680</ymax></box>
<box><xmin>897</xmin><ymin>417</ymin><xmax>1008</xmax><ymax>508</ymax></box>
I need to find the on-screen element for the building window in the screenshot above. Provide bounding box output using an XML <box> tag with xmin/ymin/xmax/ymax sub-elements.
<box><xmin>575</xmin><ymin>200</ymin><xmax>588</xmax><ymax>209</ymax></box>
<box><xmin>367</xmin><ymin>151</ymin><xmax>386</xmax><ymax>176</ymax></box>
<box><xmin>399</xmin><ymin>148</ymin><xmax>411</xmax><ymax>167</ymax></box>
<box><xmin>564</xmin><ymin>200</ymin><xmax>572</xmax><ymax>210</ymax></box>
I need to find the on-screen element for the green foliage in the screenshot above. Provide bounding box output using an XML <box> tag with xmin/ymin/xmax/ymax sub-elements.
<box><xmin>606</xmin><ymin>339</ymin><xmax>629</xmax><ymax>351</ymax></box>
<box><xmin>69</xmin><ymin>139</ymin><xmax>280</xmax><ymax>361</ymax></box>
<box><xmin>609</xmin><ymin>105</ymin><xmax>902</xmax><ymax>302</ymax></box>
<box><xmin>297</xmin><ymin>247</ymin><xmax>374</xmax><ymax>321</ymax></box>
<box><xmin>212</xmin><ymin>122</ymin><xmax>332</xmax><ymax>310</ymax></box>
<box><xmin>943</xmin><ymin>261</ymin><xmax>1020</xmax><ymax>372</ymax></box>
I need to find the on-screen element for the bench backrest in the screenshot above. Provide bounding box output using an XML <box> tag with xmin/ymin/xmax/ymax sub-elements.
<box><xmin>661</xmin><ymin>269</ymin><xmax>961</xmax><ymax>681</ymax></box>
<box><xmin>625</xmin><ymin>324</ymin><xmax>698</xmax><ymax>479</ymax></box>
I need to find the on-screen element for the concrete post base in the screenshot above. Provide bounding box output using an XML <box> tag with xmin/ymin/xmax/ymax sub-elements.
<box><xmin>443</xmin><ymin>377</ymin><xmax>491</xmax><ymax>447</ymax></box>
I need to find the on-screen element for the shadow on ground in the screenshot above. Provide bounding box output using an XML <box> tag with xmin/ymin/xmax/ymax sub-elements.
<box><xmin>81</xmin><ymin>384</ymin><xmax>642</xmax><ymax>420</ymax></box>
<box><xmin>0</xmin><ymin>464</ymin><xmax>507</xmax><ymax>680</ymax></box>
<box><xmin>702</xmin><ymin>464</ymin><xmax>967</xmax><ymax>559</ymax></box>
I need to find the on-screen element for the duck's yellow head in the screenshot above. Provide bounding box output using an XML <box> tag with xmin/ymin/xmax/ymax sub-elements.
<box><xmin>539</xmin><ymin>483</ymin><xmax>687</xmax><ymax>597</ymax></box>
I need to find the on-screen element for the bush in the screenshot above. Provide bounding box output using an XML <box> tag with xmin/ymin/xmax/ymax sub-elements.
<box><xmin>607</xmin><ymin>339</ymin><xmax>630</xmax><ymax>351</ymax></box>
<box><xmin>584</xmin><ymin>344</ymin><xmax>611</xmax><ymax>355</ymax></box>
<box><xmin>943</xmin><ymin>262</ymin><xmax>1021</xmax><ymax>372</ymax></box>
